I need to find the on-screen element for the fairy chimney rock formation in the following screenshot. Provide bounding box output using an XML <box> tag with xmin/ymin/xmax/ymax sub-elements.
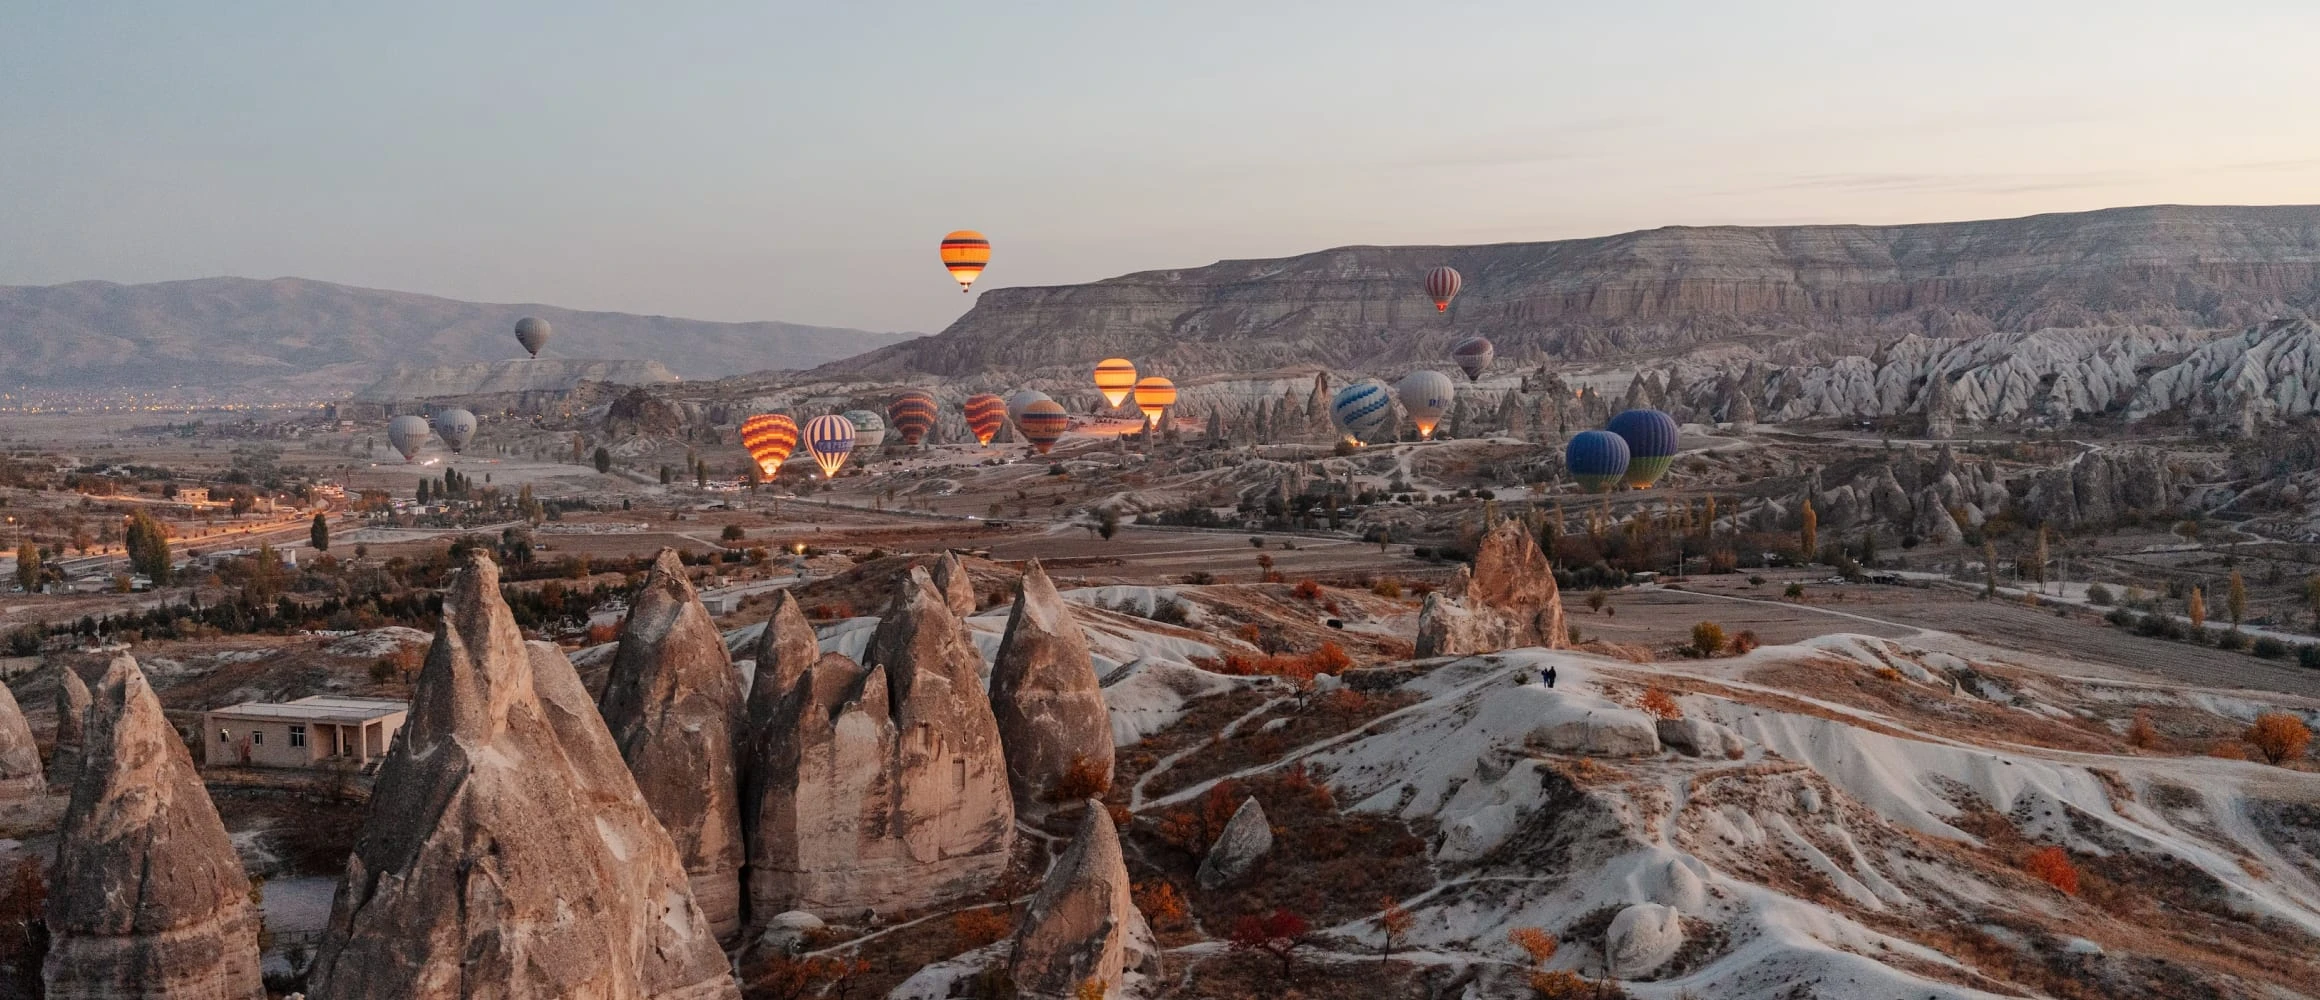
<box><xmin>1195</xmin><ymin>796</ymin><xmax>1274</xmax><ymax>890</ymax></box>
<box><xmin>1414</xmin><ymin>519</ymin><xmax>1568</xmax><ymax>658</ymax></box>
<box><xmin>749</xmin><ymin>569</ymin><xmax>1015</xmax><ymax>919</ymax></box>
<box><xmin>989</xmin><ymin>560</ymin><xmax>1114</xmax><ymax>819</ymax></box>
<box><xmin>929</xmin><ymin>550</ymin><xmax>979</xmax><ymax>617</ymax></box>
<box><xmin>0</xmin><ymin>680</ymin><xmax>44</xmax><ymax>800</ymax></box>
<box><xmin>1009</xmin><ymin>801</ymin><xmax>1149</xmax><ymax>1000</ymax></box>
<box><xmin>50</xmin><ymin>662</ymin><xmax>91</xmax><ymax>790</ymax></box>
<box><xmin>307</xmin><ymin>552</ymin><xmax>738</xmax><ymax>999</ymax></box>
<box><xmin>46</xmin><ymin>656</ymin><xmax>262</xmax><ymax>1000</ymax></box>
<box><xmin>749</xmin><ymin>590</ymin><xmax>819</xmax><ymax>705</ymax></box>
<box><xmin>597</xmin><ymin>548</ymin><xmax>747</xmax><ymax>941</ymax></box>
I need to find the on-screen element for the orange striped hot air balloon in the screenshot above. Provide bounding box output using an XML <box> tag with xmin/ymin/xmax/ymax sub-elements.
<box><xmin>1017</xmin><ymin>399</ymin><xmax>1069</xmax><ymax>454</ymax></box>
<box><xmin>887</xmin><ymin>391</ymin><xmax>938</xmax><ymax>446</ymax></box>
<box><xmin>964</xmin><ymin>393</ymin><xmax>1007</xmax><ymax>446</ymax></box>
<box><xmin>940</xmin><ymin>230</ymin><xmax>991</xmax><ymax>292</ymax></box>
<box><xmin>1132</xmin><ymin>376</ymin><xmax>1176</xmax><ymax>429</ymax></box>
<box><xmin>1093</xmin><ymin>358</ymin><xmax>1138</xmax><ymax>409</ymax></box>
<box><xmin>740</xmin><ymin>414</ymin><xmax>799</xmax><ymax>476</ymax></box>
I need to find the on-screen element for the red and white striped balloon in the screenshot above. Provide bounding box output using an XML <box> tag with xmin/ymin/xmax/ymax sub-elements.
<box><xmin>1424</xmin><ymin>266</ymin><xmax>1462</xmax><ymax>312</ymax></box>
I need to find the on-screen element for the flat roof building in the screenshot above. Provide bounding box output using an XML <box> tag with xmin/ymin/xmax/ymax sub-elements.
<box><xmin>201</xmin><ymin>696</ymin><xmax>407</xmax><ymax>771</ymax></box>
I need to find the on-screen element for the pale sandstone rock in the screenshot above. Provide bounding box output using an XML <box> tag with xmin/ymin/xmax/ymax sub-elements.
<box><xmin>0</xmin><ymin>679</ymin><xmax>44</xmax><ymax>800</ymax></box>
<box><xmin>929</xmin><ymin>551</ymin><xmax>978</xmax><ymax>617</ymax></box>
<box><xmin>748</xmin><ymin>589</ymin><xmax>819</xmax><ymax>709</ymax></box>
<box><xmin>1414</xmin><ymin>520</ymin><xmax>1567</xmax><ymax>658</ymax></box>
<box><xmin>989</xmin><ymin>561</ymin><xmax>1114</xmax><ymax>819</ymax></box>
<box><xmin>597</xmin><ymin>548</ymin><xmax>747</xmax><ymax>941</ymax></box>
<box><xmin>1527</xmin><ymin>708</ymin><xmax>1662</xmax><ymax>758</ymax></box>
<box><xmin>1605</xmin><ymin>903</ymin><xmax>1685</xmax><ymax>978</ymax></box>
<box><xmin>1009</xmin><ymin>802</ymin><xmax>1146</xmax><ymax>1000</ymax></box>
<box><xmin>46</xmin><ymin>656</ymin><xmax>262</xmax><ymax>1000</ymax></box>
<box><xmin>50</xmin><ymin>661</ymin><xmax>90</xmax><ymax>791</ymax></box>
<box><xmin>1195</xmin><ymin>796</ymin><xmax>1272</xmax><ymax>890</ymax></box>
<box><xmin>307</xmin><ymin>552</ymin><xmax>737</xmax><ymax>1000</ymax></box>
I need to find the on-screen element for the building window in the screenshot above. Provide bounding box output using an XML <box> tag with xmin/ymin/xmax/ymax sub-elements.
<box><xmin>251</xmin><ymin>730</ymin><xmax>264</xmax><ymax>746</ymax></box>
<box><xmin>218</xmin><ymin>729</ymin><xmax>230</xmax><ymax>743</ymax></box>
<box><xmin>288</xmin><ymin>725</ymin><xmax>306</xmax><ymax>748</ymax></box>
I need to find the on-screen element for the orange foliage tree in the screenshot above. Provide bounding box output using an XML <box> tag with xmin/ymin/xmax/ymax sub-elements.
<box><xmin>1638</xmin><ymin>687</ymin><xmax>1682</xmax><ymax>721</ymax></box>
<box><xmin>2023</xmin><ymin>846</ymin><xmax>2079</xmax><ymax>895</ymax></box>
<box><xmin>1228</xmin><ymin>909</ymin><xmax>1311</xmax><ymax>983</ymax></box>
<box><xmin>2245</xmin><ymin>712</ymin><xmax>2313</xmax><ymax>765</ymax></box>
<box><xmin>952</xmin><ymin>907</ymin><xmax>1014</xmax><ymax>948</ymax></box>
<box><xmin>1507</xmin><ymin>926</ymin><xmax>1560</xmax><ymax>968</ymax></box>
<box><xmin>1377</xmin><ymin>897</ymin><xmax>1415</xmax><ymax>965</ymax></box>
<box><xmin>1133</xmin><ymin>881</ymin><xmax>1189</xmax><ymax>931</ymax></box>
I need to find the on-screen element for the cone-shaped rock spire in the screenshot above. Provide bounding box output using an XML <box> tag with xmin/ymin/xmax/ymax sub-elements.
<box><xmin>989</xmin><ymin>560</ymin><xmax>1114</xmax><ymax>819</ymax></box>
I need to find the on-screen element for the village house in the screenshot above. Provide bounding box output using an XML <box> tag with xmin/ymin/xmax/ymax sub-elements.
<box><xmin>201</xmin><ymin>696</ymin><xmax>407</xmax><ymax>770</ymax></box>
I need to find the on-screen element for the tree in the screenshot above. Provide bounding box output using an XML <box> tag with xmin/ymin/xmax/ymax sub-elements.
<box><xmin>1228</xmin><ymin>909</ymin><xmax>1310</xmax><ymax>983</ymax></box>
<box><xmin>593</xmin><ymin>447</ymin><xmax>613</xmax><ymax>474</ymax></box>
<box><xmin>1376</xmin><ymin>897</ymin><xmax>1414</xmax><ymax>966</ymax></box>
<box><xmin>416</xmin><ymin>479</ymin><xmax>431</xmax><ymax>504</ymax></box>
<box><xmin>721</xmin><ymin>524</ymin><xmax>747</xmax><ymax>543</ymax></box>
<box><xmin>2031</xmin><ymin>526</ymin><xmax>2050</xmax><ymax>589</ymax></box>
<box><xmin>12</xmin><ymin>544</ymin><xmax>38</xmax><ymax>594</ymax></box>
<box><xmin>2306</xmin><ymin>575</ymin><xmax>2320</xmax><ymax>629</ymax></box>
<box><xmin>1507</xmin><ymin>926</ymin><xmax>1559</xmax><ymax>968</ymax></box>
<box><xmin>2244</xmin><ymin>712</ymin><xmax>2312</xmax><ymax>765</ymax></box>
<box><xmin>2126</xmin><ymin>709</ymin><xmax>2159</xmax><ymax>750</ymax></box>
<box><xmin>309</xmin><ymin>512</ymin><xmax>330</xmax><ymax>552</ymax></box>
<box><xmin>2228</xmin><ymin>569</ymin><xmax>2247</xmax><ymax>629</ymax></box>
<box><xmin>1799</xmin><ymin>498</ymin><xmax>1817</xmax><ymax>560</ymax></box>
<box><xmin>1688</xmin><ymin>623</ymin><xmax>1725</xmax><ymax>659</ymax></box>
<box><xmin>2023</xmin><ymin>846</ymin><xmax>2079</xmax><ymax>895</ymax></box>
<box><xmin>1982</xmin><ymin>541</ymin><xmax>1999</xmax><ymax>598</ymax></box>
<box><xmin>1097</xmin><ymin>506</ymin><xmax>1120</xmax><ymax>541</ymax></box>
<box><xmin>125</xmin><ymin>511</ymin><xmax>171</xmax><ymax>585</ymax></box>
<box><xmin>2188</xmin><ymin>586</ymin><xmax>2207</xmax><ymax>631</ymax></box>
<box><xmin>659</xmin><ymin>465</ymin><xmax>673</xmax><ymax>485</ymax></box>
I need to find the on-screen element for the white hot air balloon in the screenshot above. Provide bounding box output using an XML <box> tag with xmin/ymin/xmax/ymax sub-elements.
<box><xmin>1395</xmin><ymin>370</ymin><xmax>1457</xmax><ymax>439</ymax></box>
<box><xmin>431</xmin><ymin>408</ymin><xmax>478</xmax><ymax>454</ymax></box>
<box><xmin>387</xmin><ymin>416</ymin><xmax>431</xmax><ymax>463</ymax></box>
<box><xmin>514</xmin><ymin>316</ymin><xmax>551</xmax><ymax>358</ymax></box>
<box><xmin>844</xmin><ymin>409</ymin><xmax>888</xmax><ymax>453</ymax></box>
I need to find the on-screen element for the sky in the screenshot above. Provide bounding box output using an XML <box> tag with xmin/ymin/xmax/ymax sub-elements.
<box><xmin>5</xmin><ymin>1</ymin><xmax>2319</xmax><ymax>335</ymax></box>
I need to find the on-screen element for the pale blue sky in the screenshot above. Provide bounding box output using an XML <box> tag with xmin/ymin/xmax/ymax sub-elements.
<box><xmin>5</xmin><ymin>1</ymin><xmax>2317</xmax><ymax>333</ymax></box>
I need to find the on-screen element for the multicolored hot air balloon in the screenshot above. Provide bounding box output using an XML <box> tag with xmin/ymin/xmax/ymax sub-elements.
<box><xmin>1565</xmin><ymin>430</ymin><xmax>1631</xmax><ymax>493</ymax></box>
<box><xmin>1093</xmin><ymin>358</ymin><xmax>1138</xmax><ymax>409</ymax></box>
<box><xmin>804</xmin><ymin>414</ymin><xmax>856</xmax><ymax>478</ymax></box>
<box><xmin>1330</xmin><ymin>379</ymin><xmax>1394</xmax><ymax>445</ymax></box>
<box><xmin>964</xmin><ymin>393</ymin><xmax>1007</xmax><ymax>446</ymax></box>
<box><xmin>940</xmin><ymin>231</ymin><xmax>991</xmax><ymax>293</ymax></box>
<box><xmin>887</xmin><ymin>391</ymin><xmax>937</xmax><ymax>446</ymax></box>
<box><xmin>1018</xmin><ymin>399</ymin><xmax>1069</xmax><ymax>454</ymax></box>
<box><xmin>1424</xmin><ymin>266</ymin><xmax>1462</xmax><ymax>312</ymax></box>
<box><xmin>514</xmin><ymin>317</ymin><xmax>551</xmax><ymax>358</ymax></box>
<box><xmin>1132</xmin><ymin>376</ymin><xmax>1177</xmax><ymax>428</ymax></box>
<box><xmin>1607</xmin><ymin>408</ymin><xmax>1679</xmax><ymax>488</ymax></box>
<box><xmin>431</xmin><ymin>408</ymin><xmax>477</xmax><ymax>454</ymax></box>
<box><xmin>844</xmin><ymin>410</ymin><xmax>888</xmax><ymax>454</ymax></box>
<box><xmin>1006</xmin><ymin>389</ymin><xmax>1054</xmax><ymax>427</ymax></box>
<box><xmin>387</xmin><ymin>416</ymin><xmax>430</xmax><ymax>463</ymax></box>
<box><xmin>1451</xmin><ymin>336</ymin><xmax>1495</xmax><ymax>382</ymax></box>
<box><xmin>741</xmin><ymin>414</ymin><xmax>800</xmax><ymax>475</ymax></box>
<box><xmin>1395</xmin><ymin>370</ymin><xmax>1456</xmax><ymax>440</ymax></box>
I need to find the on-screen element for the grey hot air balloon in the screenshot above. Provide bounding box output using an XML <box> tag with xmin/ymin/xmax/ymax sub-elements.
<box><xmin>431</xmin><ymin>408</ymin><xmax>478</xmax><ymax>454</ymax></box>
<box><xmin>514</xmin><ymin>316</ymin><xmax>551</xmax><ymax>359</ymax></box>
<box><xmin>387</xmin><ymin>416</ymin><xmax>431</xmax><ymax>463</ymax></box>
<box><xmin>1005</xmin><ymin>389</ymin><xmax>1054</xmax><ymax>426</ymax></box>
<box><xmin>843</xmin><ymin>410</ymin><xmax>889</xmax><ymax>453</ymax></box>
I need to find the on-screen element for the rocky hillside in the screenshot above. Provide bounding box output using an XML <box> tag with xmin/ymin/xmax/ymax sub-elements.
<box><xmin>0</xmin><ymin>276</ymin><xmax>911</xmax><ymax>395</ymax></box>
<box><xmin>352</xmin><ymin>358</ymin><xmax>680</xmax><ymax>401</ymax></box>
<box><xmin>832</xmin><ymin>204</ymin><xmax>2320</xmax><ymax>379</ymax></box>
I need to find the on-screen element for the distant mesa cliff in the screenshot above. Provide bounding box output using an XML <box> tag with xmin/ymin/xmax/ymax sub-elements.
<box><xmin>353</xmin><ymin>358</ymin><xmax>681</xmax><ymax>401</ymax></box>
<box><xmin>0</xmin><ymin>276</ymin><xmax>911</xmax><ymax>394</ymax></box>
<box><xmin>831</xmin><ymin>205</ymin><xmax>2320</xmax><ymax>378</ymax></box>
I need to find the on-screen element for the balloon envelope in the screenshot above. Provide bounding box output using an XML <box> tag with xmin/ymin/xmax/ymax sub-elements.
<box><xmin>1093</xmin><ymin>358</ymin><xmax>1138</xmax><ymax>408</ymax></box>
<box><xmin>1018</xmin><ymin>399</ymin><xmax>1070</xmax><ymax>454</ymax></box>
<box><xmin>1330</xmin><ymin>379</ymin><xmax>1394</xmax><ymax>445</ymax></box>
<box><xmin>741</xmin><ymin>414</ymin><xmax>800</xmax><ymax>475</ymax></box>
<box><xmin>844</xmin><ymin>410</ymin><xmax>888</xmax><ymax>453</ymax></box>
<box><xmin>940</xmin><ymin>230</ymin><xmax>991</xmax><ymax>292</ymax></box>
<box><xmin>803</xmin><ymin>414</ymin><xmax>856</xmax><ymax>478</ymax></box>
<box><xmin>1424</xmin><ymin>267</ymin><xmax>1462</xmax><ymax>312</ymax></box>
<box><xmin>1607</xmin><ymin>408</ymin><xmax>1679</xmax><ymax>488</ymax></box>
<box><xmin>387</xmin><ymin>415</ymin><xmax>430</xmax><ymax>462</ymax></box>
<box><xmin>1565</xmin><ymin>430</ymin><xmax>1632</xmax><ymax>493</ymax></box>
<box><xmin>514</xmin><ymin>316</ymin><xmax>551</xmax><ymax>358</ymax></box>
<box><xmin>431</xmin><ymin>408</ymin><xmax>478</xmax><ymax>454</ymax></box>
<box><xmin>1395</xmin><ymin>370</ymin><xmax>1456</xmax><ymax>439</ymax></box>
<box><xmin>1451</xmin><ymin>336</ymin><xmax>1495</xmax><ymax>382</ymax></box>
<box><xmin>1132</xmin><ymin>376</ymin><xmax>1177</xmax><ymax>428</ymax></box>
<box><xmin>1006</xmin><ymin>389</ymin><xmax>1054</xmax><ymax>426</ymax></box>
<box><xmin>964</xmin><ymin>393</ymin><xmax>1007</xmax><ymax>446</ymax></box>
<box><xmin>886</xmin><ymin>391</ymin><xmax>937</xmax><ymax>446</ymax></box>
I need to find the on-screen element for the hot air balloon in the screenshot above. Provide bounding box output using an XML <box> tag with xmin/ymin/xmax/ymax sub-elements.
<box><xmin>1132</xmin><ymin>376</ymin><xmax>1176</xmax><ymax>429</ymax></box>
<box><xmin>1607</xmin><ymin>408</ymin><xmax>1679</xmax><ymax>488</ymax></box>
<box><xmin>1093</xmin><ymin>358</ymin><xmax>1138</xmax><ymax>409</ymax></box>
<box><xmin>514</xmin><ymin>317</ymin><xmax>551</xmax><ymax>358</ymax></box>
<box><xmin>1330</xmin><ymin>379</ymin><xmax>1395</xmax><ymax>445</ymax></box>
<box><xmin>431</xmin><ymin>408</ymin><xmax>478</xmax><ymax>454</ymax></box>
<box><xmin>964</xmin><ymin>393</ymin><xmax>1007</xmax><ymax>446</ymax></box>
<box><xmin>387</xmin><ymin>416</ymin><xmax>431</xmax><ymax>463</ymax></box>
<box><xmin>1395</xmin><ymin>370</ymin><xmax>1456</xmax><ymax>439</ymax></box>
<box><xmin>1424</xmin><ymin>266</ymin><xmax>1462</xmax><ymax>312</ymax></box>
<box><xmin>940</xmin><ymin>230</ymin><xmax>991</xmax><ymax>293</ymax></box>
<box><xmin>1565</xmin><ymin>430</ymin><xmax>1631</xmax><ymax>493</ymax></box>
<box><xmin>887</xmin><ymin>391</ymin><xmax>937</xmax><ymax>446</ymax></box>
<box><xmin>844</xmin><ymin>410</ymin><xmax>888</xmax><ymax>454</ymax></box>
<box><xmin>1005</xmin><ymin>389</ymin><xmax>1054</xmax><ymax>427</ymax></box>
<box><xmin>803</xmin><ymin>414</ymin><xmax>856</xmax><ymax>478</ymax></box>
<box><xmin>740</xmin><ymin>414</ymin><xmax>800</xmax><ymax>475</ymax></box>
<box><xmin>1451</xmin><ymin>336</ymin><xmax>1495</xmax><ymax>382</ymax></box>
<box><xmin>1018</xmin><ymin>399</ymin><xmax>1070</xmax><ymax>454</ymax></box>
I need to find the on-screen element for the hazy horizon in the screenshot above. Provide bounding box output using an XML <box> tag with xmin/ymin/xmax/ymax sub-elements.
<box><xmin>8</xmin><ymin>2</ymin><xmax>2319</xmax><ymax>335</ymax></box>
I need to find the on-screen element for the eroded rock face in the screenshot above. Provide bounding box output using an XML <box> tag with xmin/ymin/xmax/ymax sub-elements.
<box><xmin>1605</xmin><ymin>903</ymin><xmax>1685</xmax><ymax>978</ymax></box>
<box><xmin>989</xmin><ymin>561</ymin><xmax>1114</xmax><ymax>819</ymax></box>
<box><xmin>749</xmin><ymin>590</ymin><xmax>819</xmax><ymax>707</ymax></box>
<box><xmin>1009</xmin><ymin>802</ymin><xmax>1144</xmax><ymax>1000</ymax></box>
<box><xmin>597</xmin><ymin>548</ymin><xmax>747</xmax><ymax>941</ymax></box>
<box><xmin>1195</xmin><ymin>796</ymin><xmax>1272</xmax><ymax>890</ymax></box>
<box><xmin>307</xmin><ymin>552</ymin><xmax>738</xmax><ymax>1000</ymax></box>
<box><xmin>0</xmin><ymin>680</ymin><xmax>44</xmax><ymax>801</ymax></box>
<box><xmin>1415</xmin><ymin>520</ymin><xmax>1567</xmax><ymax>658</ymax></box>
<box><xmin>46</xmin><ymin>656</ymin><xmax>262</xmax><ymax>1000</ymax></box>
<box><xmin>929</xmin><ymin>551</ymin><xmax>978</xmax><ymax>617</ymax></box>
<box><xmin>50</xmin><ymin>662</ymin><xmax>90</xmax><ymax>791</ymax></box>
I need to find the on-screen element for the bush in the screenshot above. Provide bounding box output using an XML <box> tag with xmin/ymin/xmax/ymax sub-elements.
<box><xmin>2253</xmin><ymin>636</ymin><xmax>2289</xmax><ymax>659</ymax></box>
<box><xmin>1784</xmin><ymin>583</ymin><xmax>1805</xmax><ymax>599</ymax></box>
<box><xmin>2085</xmin><ymin>583</ymin><xmax>2114</xmax><ymax>605</ymax></box>
<box><xmin>720</xmin><ymin>524</ymin><xmax>746</xmax><ymax>542</ymax></box>
<box><xmin>1292</xmin><ymin>579</ymin><xmax>1323</xmax><ymax>601</ymax></box>
<box><xmin>2023</xmin><ymin>846</ymin><xmax>2079</xmax><ymax>895</ymax></box>
<box><xmin>1689</xmin><ymin>621</ymin><xmax>1726</xmax><ymax>658</ymax></box>
<box><xmin>1639</xmin><ymin>688</ymin><xmax>1681</xmax><ymax>720</ymax></box>
<box><xmin>2104</xmin><ymin>607</ymin><xmax>2135</xmax><ymax>628</ymax></box>
<box><xmin>2216</xmin><ymin>629</ymin><xmax>2250</xmax><ymax>652</ymax></box>
<box><xmin>1747</xmin><ymin>575</ymin><xmax>1766</xmax><ymax>586</ymax></box>
<box><xmin>951</xmin><ymin>908</ymin><xmax>1012</xmax><ymax>948</ymax></box>
<box><xmin>2245</xmin><ymin>712</ymin><xmax>2312</xmax><ymax>765</ymax></box>
<box><xmin>1052</xmin><ymin>754</ymin><xmax>1112</xmax><ymax>800</ymax></box>
<box><xmin>1371</xmin><ymin>578</ymin><xmax>1403</xmax><ymax>598</ymax></box>
<box><xmin>1729</xmin><ymin>630</ymin><xmax>1761</xmax><ymax>655</ymax></box>
<box><xmin>2301</xmin><ymin>644</ymin><xmax>2320</xmax><ymax>670</ymax></box>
